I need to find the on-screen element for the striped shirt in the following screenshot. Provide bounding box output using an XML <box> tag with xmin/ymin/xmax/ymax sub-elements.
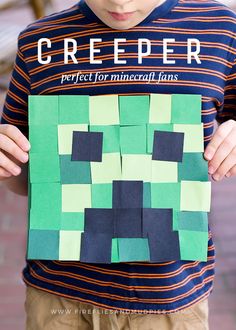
<box><xmin>1</xmin><ymin>0</ymin><xmax>236</xmax><ymax>313</ymax></box>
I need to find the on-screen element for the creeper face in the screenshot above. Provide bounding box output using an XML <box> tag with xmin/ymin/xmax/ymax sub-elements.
<box><xmin>27</xmin><ymin>94</ymin><xmax>211</xmax><ymax>263</ymax></box>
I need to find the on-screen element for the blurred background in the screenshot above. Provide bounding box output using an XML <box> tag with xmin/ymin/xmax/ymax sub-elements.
<box><xmin>0</xmin><ymin>0</ymin><xmax>236</xmax><ymax>329</ymax></box>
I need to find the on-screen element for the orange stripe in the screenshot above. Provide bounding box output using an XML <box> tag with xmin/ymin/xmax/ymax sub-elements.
<box><xmin>22</xmin><ymin>276</ymin><xmax>213</xmax><ymax>313</ymax></box>
<box><xmin>36</xmin><ymin>260</ymin><xmax>215</xmax><ymax>292</ymax></box>
<box><xmin>25</xmin><ymin>263</ymin><xmax>214</xmax><ymax>304</ymax></box>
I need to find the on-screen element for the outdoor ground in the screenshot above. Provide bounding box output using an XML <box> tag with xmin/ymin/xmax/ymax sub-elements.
<box><xmin>0</xmin><ymin>1</ymin><xmax>236</xmax><ymax>329</ymax></box>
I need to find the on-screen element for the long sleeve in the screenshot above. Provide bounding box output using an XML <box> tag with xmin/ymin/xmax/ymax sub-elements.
<box><xmin>0</xmin><ymin>35</ymin><xmax>30</xmax><ymax>138</ymax></box>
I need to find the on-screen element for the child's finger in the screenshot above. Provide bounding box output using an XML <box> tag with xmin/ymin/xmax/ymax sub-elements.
<box><xmin>0</xmin><ymin>150</ymin><xmax>21</xmax><ymax>176</ymax></box>
<box><xmin>0</xmin><ymin>167</ymin><xmax>12</xmax><ymax>178</ymax></box>
<box><xmin>0</xmin><ymin>134</ymin><xmax>29</xmax><ymax>163</ymax></box>
<box><xmin>204</xmin><ymin>121</ymin><xmax>235</xmax><ymax>161</ymax></box>
<box><xmin>211</xmin><ymin>148</ymin><xmax>236</xmax><ymax>181</ymax></box>
<box><xmin>208</xmin><ymin>128</ymin><xmax>236</xmax><ymax>174</ymax></box>
<box><xmin>0</xmin><ymin>125</ymin><xmax>30</xmax><ymax>152</ymax></box>
<box><xmin>226</xmin><ymin>165</ymin><xmax>236</xmax><ymax>178</ymax></box>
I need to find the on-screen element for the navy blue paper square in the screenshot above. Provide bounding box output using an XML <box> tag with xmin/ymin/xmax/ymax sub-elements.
<box><xmin>112</xmin><ymin>181</ymin><xmax>143</xmax><ymax>208</ymax></box>
<box><xmin>72</xmin><ymin>131</ymin><xmax>103</xmax><ymax>162</ymax></box>
<box><xmin>148</xmin><ymin>231</ymin><xmax>180</xmax><ymax>262</ymax></box>
<box><xmin>114</xmin><ymin>208</ymin><xmax>142</xmax><ymax>238</ymax></box>
<box><xmin>84</xmin><ymin>208</ymin><xmax>114</xmax><ymax>236</ymax></box>
<box><xmin>142</xmin><ymin>208</ymin><xmax>173</xmax><ymax>237</ymax></box>
<box><xmin>80</xmin><ymin>232</ymin><xmax>112</xmax><ymax>263</ymax></box>
<box><xmin>152</xmin><ymin>131</ymin><xmax>184</xmax><ymax>162</ymax></box>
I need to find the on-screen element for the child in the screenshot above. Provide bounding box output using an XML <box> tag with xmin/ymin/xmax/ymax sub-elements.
<box><xmin>1</xmin><ymin>0</ymin><xmax>236</xmax><ymax>329</ymax></box>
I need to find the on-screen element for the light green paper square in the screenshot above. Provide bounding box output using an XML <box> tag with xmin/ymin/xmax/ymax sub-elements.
<box><xmin>89</xmin><ymin>95</ymin><xmax>119</xmax><ymax>125</ymax></box>
<box><xmin>29</xmin><ymin>125</ymin><xmax>58</xmax><ymax>154</ymax></box>
<box><xmin>62</xmin><ymin>184</ymin><xmax>91</xmax><ymax>212</ymax></box>
<box><xmin>30</xmin><ymin>153</ymin><xmax>60</xmax><ymax>183</ymax></box>
<box><xmin>180</xmin><ymin>181</ymin><xmax>211</xmax><ymax>212</ymax></box>
<box><xmin>151</xmin><ymin>183</ymin><xmax>180</xmax><ymax>210</ymax></box>
<box><xmin>91</xmin><ymin>153</ymin><xmax>122</xmax><ymax>184</ymax></box>
<box><xmin>152</xmin><ymin>160</ymin><xmax>178</xmax><ymax>183</ymax></box>
<box><xmin>59</xmin><ymin>230</ymin><xmax>82</xmax><ymax>260</ymax></box>
<box><xmin>120</xmin><ymin>125</ymin><xmax>147</xmax><ymax>154</ymax></box>
<box><xmin>111</xmin><ymin>238</ymin><xmax>119</xmax><ymax>263</ymax></box>
<box><xmin>173</xmin><ymin>124</ymin><xmax>204</xmax><ymax>152</ymax></box>
<box><xmin>119</xmin><ymin>95</ymin><xmax>149</xmax><ymax>125</ymax></box>
<box><xmin>149</xmin><ymin>94</ymin><xmax>172</xmax><ymax>123</ymax></box>
<box><xmin>90</xmin><ymin>125</ymin><xmax>120</xmax><ymax>153</ymax></box>
<box><xmin>61</xmin><ymin>212</ymin><xmax>84</xmax><ymax>230</ymax></box>
<box><xmin>30</xmin><ymin>183</ymin><xmax>61</xmax><ymax>230</ymax></box>
<box><xmin>147</xmin><ymin>124</ymin><xmax>173</xmax><ymax>153</ymax></box>
<box><xmin>171</xmin><ymin>94</ymin><xmax>202</xmax><ymax>124</ymax></box>
<box><xmin>122</xmin><ymin>155</ymin><xmax>152</xmax><ymax>182</ymax></box>
<box><xmin>118</xmin><ymin>238</ymin><xmax>150</xmax><ymax>262</ymax></box>
<box><xmin>92</xmin><ymin>184</ymin><xmax>112</xmax><ymax>208</ymax></box>
<box><xmin>179</xmin><ymin>230</ymin><xmax>208</xmax><ymax>261</ymax></box>
<box><xmin>59</xmin><ymin>95</ymin><xmax>89</xmax><ymax>124</ymax></box>
<box><xmin>58</xmin><ymin>124</ymin><xmax>88</xmax><ymax>154</ymax></box>
<box><xmin>29</xmin><ymin>95</ymin><xmax>59</xmax><ymax>125</ymax></box>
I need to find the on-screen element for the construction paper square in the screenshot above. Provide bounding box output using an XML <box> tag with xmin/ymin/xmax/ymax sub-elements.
<box><xmin>30</xmin><ymin>183</ymin><xmax>61</xmax><ymax>230</ymax></box>
<box><xmin>114</xmin><ymin>208</ymin><xmax>142</xmax><ymax>238</ymax></box>
<box><xmin>180</xmin><ymin>181</ymin><xmax>211</xmax><ymax>212</ymax></box>
<box><xmin>151</xmin><ymin>160</ymin><xmax>178</xmax><ymax>183</ymax></box>
<box><xmin>120</xmin><ymin>125</ymin><xmax>147</xmax><ymax>154</ymax></box>
<box><xmin>91</xmin><ymin>184</ymin><xmax>112</xmax><ymax>208</ymax></box>
<box><xmin>27</xmin><ymin>229</ymin><xmax>59</xmax><ymax>260</ymax></box>
<box><xmin>122</xmin><ymin>155</ymin><xmax>152</xmax><ymax>182</ymax></box>
<box><xmin>59</xmin><ymin>95</ymin><xmax>89</xmax><ymax>124</ymax></box>
<box><xmin>112</xmin><ymin>180</ymin><xmax>143</xmax><ymax>208</ymax></box>
<box><xmin>30</xmin><ymin>153</ymin><xmax>60</xmax><ymax>183</ymax></box>
<box><xmin>71</xmin><ymin>131</ymin><xmax>103</xmax><ymax>162</ymax></box>
<box><xmin>147</xmin><ymin>124</ymin><xmax>173</xmax><ymax>153</ymax></box>
<box><xmin>58</xmin><ymin>124</ymin><xmax>88</xmax><ymax>155</ymax></box>
<box><xmin>84</xmin><ymin>208</ymin><xmax>114</xmax><ymax>235</ymax></box>
<box><xmin>89</xmin><ymin>95</ymin><xmax>119</xmax><ymax>125</ymax></box>
<box><xmin>177</xmin><ymin>211</ymin><xmax>208</xmax><ymax>232</ymax></box>
<box><xmin>62</xmin><ymin>184</ymin><xmax>91</xmax><ymax>212</ymax></box>
<box><xmin>152</xmin><ymin>131</ymin><xmax>184</xmax><ymax>162</ymax></box>
<box><xmin>179</xmin><ymin>230</ymin><xmax>208</xmax><ymax>261</ymax></box>
<box><xmin>61</xmin><ymin>212</ymin><xmax>84</xmax><ymax>230</ymax></box>
<box><xmin>173</xmin><ymin>124</ymin><xmax>204</xmax><ymax>152</ymax></box>
<box><xmin>91</xmin><ymin>153</ymin><xmax>122</xmax><ymax>184</ymax></box>
<box><xmin>151</xmin><ymin>183</ymin><xmax>180</xmax><ymax>210</ymax></box>
<box><xmin>60</xmin><ymin>155</ymin><xmax>91</xmax><ymax>184</ymax></box>
<box><xmin>143</xmin><ymin>182</ymin><xmax>151</xmax><ymax>208</ymax></box>
<box><xmin>119</xmin><ymin>96</ymin><xmax>149</xmax><ymax>125</ymax></box>
<box><xmin>142</xmin><ymin>208</ymin><xmax>173</xmax><ymax>237</ymax></box>
<box><xmin>90</xmin><ymin>125</ymin><xmax>120</xmax><ymax>153</ymax></box>
<box><xmin>171</xmin><ymin>94</ymin><xmax>202</xmax><ymax>124</ymax></box>
<box><xmin>29</xmin><ymin>96</ymin><xmax>58</xmax><ymax>125</ymax></box>
<box><xmin>148</xmin><ymin>230</ymin><xmax>180</xmax><ymax>262</ymax></box>
<box><xmin>111</xmin><ymin>238</ymin><xmax>119</xmax><ymax>262</ymax></box>
<box><xmin>178</xmin><ymin>153</ymin><xmax>209</xmax><ymax>181</ymax></box>
<box><xmin>149</xmin><ymin>94</ymin><xmax>172</xmax><ymax>123</ymax></box>
<box><xmin>118</xmin><ymin>238</ymin><xmax>150</xmax><ymax>262</ymax></box>
<box><xmin>29</xmin><ymin>125</ymin><xmax>58</xmax><ymax>154</ymax></box>
<box><xmin>59</xmin><ymin>230</ymin><xmax>82</xmax><ymax>260</ymax></box>
<box><xmin>80</xmin><ymin>232</ymin><xmax>112</xmax><ymax>263</ymax></box>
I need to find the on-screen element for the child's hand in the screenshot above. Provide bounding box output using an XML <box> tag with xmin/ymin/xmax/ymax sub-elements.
<box><xmin>0</xmin><ymin>124</ymin><xmax>30</xmax><ymax>180</ymax></box>
<box><xmin>204</xmin><ymin>119</ymin><xmax>236</xmax><ymax>181</ymax></box>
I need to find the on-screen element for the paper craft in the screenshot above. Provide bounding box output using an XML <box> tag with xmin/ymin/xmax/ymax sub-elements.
<box><xmin>27</xmin><ymin>93</ymin><xmax>211</xmax><ymax>263</ymax></box>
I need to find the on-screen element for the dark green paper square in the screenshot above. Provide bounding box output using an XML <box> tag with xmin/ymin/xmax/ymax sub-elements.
<box><xmin>60</xmin><ymin>155</ymin><xmax>91</xmax><ymax>184</ymax></box>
